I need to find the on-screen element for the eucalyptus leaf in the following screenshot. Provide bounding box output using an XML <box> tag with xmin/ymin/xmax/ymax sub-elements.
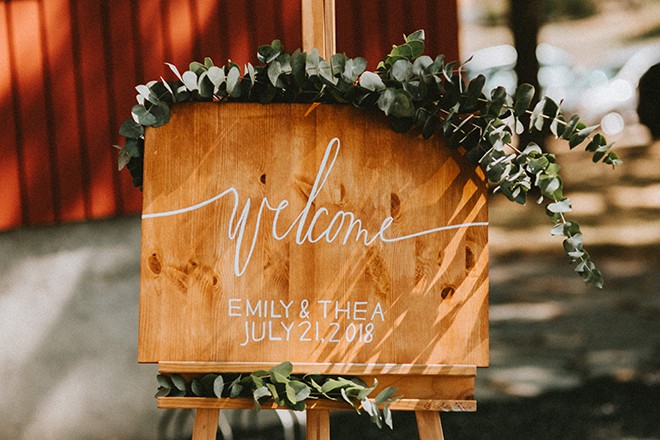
<box><xmin>547</xmin><ymin>198</ymin><xmax>572</xmax><ymax>213</ymax></box>
<box><xmin>377</xmin><ymin>88</ymin><xmax>415</xmax><ymax>118</ymax></box>
<box><xmin>374</xmin><ymin>387</ymin><xmax>397</xmax><ymax>404</ymax></box>
<box><xmin>226</xmin><ymin>66</ymin><xmax>241</xmax><ymax>97</ymax></box>
<box><xmin>569</xmin><ymin>124</ymin><xmax>598</xmax><ymax>148</ymax></box>
<box><xmin>213</xmin><ymin>375</ymin><xmax>225</xmax><ymax>398</ymax></box>
<box><xmin>171</xmin><ymin>374</ymin><xmax>187</xmax><ymax>392</ymax></box>
<box><xmin>119</xmin><ymin>119</ymin><xmax>144</xmax><ymax>138</ymax></box>
<box><xmin>513</xmin><ymin>83</ymin><xmax>535</xmax><ymax>116</ymax></box>
<box><xmin>131</xmin><ymin>104</ymin><xmax>157</xmax><ymax>126</ymax></box>
<box><xmin>391</xmin><ymin>59</ymin><xmax>413</xmax><ymax>82</ymax></box>
<box><xmin>182</xmin><ymin>71</ymin><xmax>199</xmax><ymax>91</ymax></box>
<box><xmin>207</xmin><ymin>66</ymin><xmax>225</xmax><ymax>88</ymax></box>
<box><xmin>253</xmin><ymin>386</ymin><xmax>271</xmax><ymax>400</ymax></box>
<box><xmin>155</xmin><ymin>387</ymin><xmax>171</xmax><ymax>398</ymax></box>
<box><xmin>359</xmin><ymin>71</ymin><xmax>386</xmax><ymax>92</ymax></box>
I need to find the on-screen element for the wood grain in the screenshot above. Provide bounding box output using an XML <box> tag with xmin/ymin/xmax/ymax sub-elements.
<box><xmin>416</xmin><ymin>411</ymin><xmax>445</xmax><ymax>440</ymax></box>
<box><xmin>138</xmin><ymin>103</ymin><xmax>489</xmax><ymax>369</ymax></box>
<box><xmin>158</xmin><ymin>397</ymin><xmax>476</xmax><ymax>412</ymax></box>
<box><xmin>191</xmin><ymin>408</ymin><xmax>219</xmax><ymax>440</ymax></box>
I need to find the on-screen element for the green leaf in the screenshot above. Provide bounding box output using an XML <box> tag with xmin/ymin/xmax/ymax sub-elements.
<box><xmin>149</xmin><ymin>102</ymin><xmax>171</xmax><ymax>128</ymax></box>
<box><xmin>135</xmin><ymin>84</ymin><xmax>158</xmax><ymax>104</ymax></box>
<box><xmin>530</xmin><ymin>98</ymin><xmax>547</xmax><ymax>131</ymax></box>
<box><xmin>390</xmin><ymin>44</ymin><xmax>414</xmax><ymax>60</ymax></box>
<box><xmin>157</xmin><ymin>374</ymin><xmax>173</xmax><ymax>389</ymax></box>
<box><xmin>377</xmin><ymin>88</ymin><xmax>415</xmax><ymax>118</ymax></box>
<box><xmin>407</xmin><ymin>40</ymin><xmax>424</xmax><ymax>58</ymax></box>
<box><xmin>550</xmin><ymin>113</ymin><xmax>566</xmax><ymax>137</ymax></box>
<box><xmin>569</xmin><ymin>124</ymin><xmax>598</xmax><ymax>148</ymax></box>
<box><xmin>405</xmin><ymin>29</ymin><xmax>425</xmax><ymax>43</ymax></box>
<box><xmin>132</xmin><ymin>104</ymin><xmax>157</xmax><ymax>126</ymax></box>
<box><xmin>539</xmin><ymin>176</ymin><xmax>561</xmax><ymax>198</ymax></box>
<box><xmin>119</xmin><ymin>119</ymin><xmax>144</xmax><ymax>138</ymax></box>
<box><xmin>318</xmin><ymin>60</ymin><xmax>337</xmax><ymax>85</ymax></box>
<box><xmin>463</xmin><ymin>74</ymin><xmax>485</xmax><ymax>111</ymax></box>
<box><xmin>547</xmin><ymin>198</ymin><xmax>572</xmax><ymax>213</ymax></box>
<box><xmin>604</xmin><ymin>151</ymin><xmax>622</xmax><ymax>166</ymax></box>
<box><xmin>229</xmin><ymin>378</ymin><xmax>244</xmax><ymax>398</ymax></box>
<box><xmin>266</xmin><ymin>382</ymin><xmax>280</xmax><ymax>403</ymax></box>
<box><xmin>191</xmin><ymin>379</ymin><xmax>204</xmax><ymax>397</ymax></box>
<box><xmin>361</xmin><ymin>398</ymin><xmax>375</xmax><ymax>416</ymax></box>
<box><xmin>271</xmin><ymin>371</ymin><xmax>289</xmax><ymax>384</ymax></box>
<box><xmin>171</xmin><ymin>374</ymin><xmax>187</xmax><ymax>392</ymax></box>
<box><xmin>207</xmin><ymin>66</ymin><xmax>225</xmax><ymax>88</ymax></box>
<box><xmin>267</xmin><ymin>60</ymin><xmax>284</xmax><ymax>87</ymax></box>
<box><xmin>257</xmin><ymin>41</ymin><xmax>282</xmax><ymax>64</ymax></box>
<box><xmin>560</xmin><ymin>114</ymin><xmax>581</xmax><ymax>140</ymax></box>
<box><xmin>213</xmin><ymin>375</ymin><xmax>225</xmax><ymax>398</ymax></box>
<box><xmin>391</xmin><ymin>59</ymin><xmax>413</xmax><ymax>82</ymax></box>
<box><xmin>374</xmin><ymin>387</ymin><xmax>397</xmax><ymax>404</ymax></box>
<box><xmin>412</xmin><ymin>55</ymin><xmax>433</xmax><ymax>74</ymax></box>
<box><xmin>226</xmin><ymin>66</ymin><xmax>241</xmax><ymax>97</ymax></box>
<box><xmin>189</xmin><ymin>61</ymin><xmax>206</xmax><ymax>74</ymax></box>
<box><xmin>155</xmin><ymin>387</ymin><xmax>171</xmax><ymax>398</ymax></box>
<box><xmin>343</xmin><ymin>57</ymin><xmax>367</xmax><ymax>82</ymax></box>
<box><xmin>253</xmin><ymin>386</ymin><xmax>271</xmax><ymax>400</ymax></box>
<box><xmin>270</xmin><ymin>361</ymin><xmax>293</xmax><ymax>377</ymax></box>
<box><xmin>383</xmin><ymin>406</ymin><xmax>394</xmax><ymax>429</ymax></box>
<box><xmin>289</xmin><ymin>380</ymin><xmax>311</xmax><ymax>402</ymax></box>
<box><xmin>359</xmin><ymin>71</ymin><xmax>385</xmax><ymax>91</ymax></box>
<box><xmin>513</xmin><ymin>83</ymin><xmax>535</xmax><ymax>116</ymax></box>
<box><xmin>182</xmin><ymin>71</ymin><xmax>198</xmax><ymax>91</ymax></box>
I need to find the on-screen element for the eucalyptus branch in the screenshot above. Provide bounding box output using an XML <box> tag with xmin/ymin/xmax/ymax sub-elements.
<box><xmin>155</xmin><ymin>362</ymin><xmax>399</xmax><ymax>429</ymax></box>
<box><xmin>114</xmin><ymin>30</ymin><xmax>618</xmax><ymax>287</ymax></box>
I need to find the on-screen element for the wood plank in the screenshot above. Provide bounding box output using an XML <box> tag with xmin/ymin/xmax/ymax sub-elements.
<box><xmin>416</xmin><ymin>411</ymin><xmax>444</xmax><ymax>440</ymax></box>
<box><xmin>306</xmin><ymin>409</ymin><xmax>330</xmax><ymax>440</ymax></box>
<box><xmin>158</xmin><ymin>397</ymin><xmax>476</xmax><ymax>412</ymax></box>
<box><xmin>301</xmin><ymin>0</ymin><xmax>325</xmax><ymax>54</ymax></box>
<box><xmin>139</xmin><ymin>103</ymin><xmax>489</xmax><ymax>368</ymax></box>
<box><xmin>158</xmin><ymin>361</ymin><xmax>476</xmax><ymax>376</ymax></box>
<box><xmin>191</xmin><ymin>408</ymin><xmax>219</xmax><ymax>440</ymax></box>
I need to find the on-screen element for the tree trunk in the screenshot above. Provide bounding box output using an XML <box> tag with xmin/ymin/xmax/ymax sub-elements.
<box><xmin>510</xmin><ymin>0</ymin><xmax>545</xmax><ymax>149</ymax></box>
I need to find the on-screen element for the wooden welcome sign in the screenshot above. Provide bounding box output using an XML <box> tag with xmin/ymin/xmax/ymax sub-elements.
<box><xmin>138</xmin><ymin>102</ymin><xmax>488</xmax><ymax>438</ymax></box>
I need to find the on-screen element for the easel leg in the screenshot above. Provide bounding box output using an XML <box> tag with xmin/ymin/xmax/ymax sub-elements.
<box><xmin>192</xmin><ymin>408</ymin><xmax>219</xmax><ymax>440</ymax></box>
<box><xmin>416</xmin><ymin>411</ymin><xmax>444</xmax><ymax>440</ymax></box>
<box><xmin>306</xmin><ymin>409</ymin><xmax>330</xmax><ymax>440</ymax></box>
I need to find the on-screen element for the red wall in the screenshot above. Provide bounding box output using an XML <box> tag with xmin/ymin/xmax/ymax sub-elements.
<box><xmin>0</xmin><ymin>0</ymin><xmax>458</xmax><ymax>231</ymax></box>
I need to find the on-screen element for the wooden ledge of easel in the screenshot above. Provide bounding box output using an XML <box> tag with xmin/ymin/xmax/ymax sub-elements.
<box><xmin>157</xmin><ymin>362</ymin><xmax>478</xmax><ymax>407</ymax></box>
<box><xmin>157</xmin><ymin>362</ymin><xmax>477</xmax><ymax>376</ymax></box>
<box><xmin>158</xmin><ymin>396</ymin><xmax>476</xmax><ymax>412</ymax></box>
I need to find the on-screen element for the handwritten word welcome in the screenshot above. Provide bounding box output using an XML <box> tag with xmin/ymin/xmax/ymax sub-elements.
<box><xmin>143</xmin><ymin>138</ymin><xmax>488</xmax><ymax>276</ymax></box>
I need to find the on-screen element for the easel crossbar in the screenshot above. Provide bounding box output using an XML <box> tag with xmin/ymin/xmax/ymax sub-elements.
<box><xmin>158</xmin><ymin>396</ymin><xmax>477</xmax><ymax>412</ymax></box>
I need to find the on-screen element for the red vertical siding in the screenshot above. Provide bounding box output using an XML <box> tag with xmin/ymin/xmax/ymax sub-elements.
<box><xmin>0</xmin><ymin>2</ymin><xmax>23</xmax><ymax>229</ymax></box>
<box><xmin>8</xmin><ymin>2</ymin><xmax>56</xmax><ymax>225</ymax></box>
<box><xmin>42</xmin><ymin>0</ymin><xmax>87</xmax><ymax>222</ymax></box>
<box><xmin>0</xmin><ymin>0</ymin><xmax>458</xmax><ymax>231</ymax></box>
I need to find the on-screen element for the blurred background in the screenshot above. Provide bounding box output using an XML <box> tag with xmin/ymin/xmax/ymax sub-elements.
<box><xmin>0</xmin><ymin>0</ymin><xmax>658</xmax><ymax>438</ymax></box>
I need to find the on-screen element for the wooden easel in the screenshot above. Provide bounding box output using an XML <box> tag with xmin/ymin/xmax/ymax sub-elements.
<box><xmin>142</xmin><ymin>2</ymin><xmax>486</xmax><ymax>439</ymax></box>
<box><xmin>157</xmin><ymin>362</ymin><xmax>478</xmax><ymax>440</ymax></box>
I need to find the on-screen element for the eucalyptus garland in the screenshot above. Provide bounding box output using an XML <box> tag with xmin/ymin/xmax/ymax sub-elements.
<box><xmin>115</xmin><ymin>29</ymin><xmax>621</xmax><ymax>287</ymax></box>
<box><xmin>156</xmin><ymin>362</ymin><xmax>399</xmax><ymax>429</ymax></box>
